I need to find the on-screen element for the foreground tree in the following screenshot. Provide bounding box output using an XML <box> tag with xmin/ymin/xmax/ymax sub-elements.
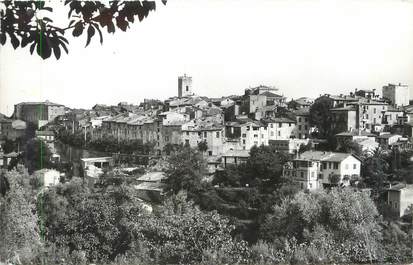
<box><xmin>0</xmin><ymin>170</ymin><xmax>42</xmax><ymax>264</ymax></box>
<box><xmin>0</xmin><ymin>0</ymin><xmax>166</xmax><ymax>59</ymax></box>
<box><xmin>138</xmin><ymin>192</ymin><xmax>250</xmax><ymax>264</ymax></box>
<box><xmin>260</xmin><ymin>189</ymin><xmax>383</xmax><ymax>263</ymax></box>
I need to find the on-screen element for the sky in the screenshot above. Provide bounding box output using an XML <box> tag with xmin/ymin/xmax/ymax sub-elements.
<box><xmin>1</xmin><ymin>0</ymin><xmax>413</xmax><ymax>116</ymax></box>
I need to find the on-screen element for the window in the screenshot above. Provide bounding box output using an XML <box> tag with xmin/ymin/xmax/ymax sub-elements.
<box><xmin>186</xmin><ymin>85</ymin><xmax>189</xmax><ymax>91</ymax></box>
<box><xmin>333</xmin><ymin>162</ymin><xmax>339</xmax><ymax>169</ymax></box>
<box><xmin>298</xmin><ymin>117</ymin><xmax>302</xmax><ymax>122</ymax></box>
<box><xmin>353</xmin><ymin>164</ymin><xmax>357</xmax><ymax>169</ymax></box>
<box><xmin>242</xmin><ymin>140</ymin><xmax>246</xmax><ymax>144</ymax></box>
<box><xmin>261</xmin><ymin>134</ymin><xmax>264</xmax><ymax>138</ymax></box>
<box><xmin>329</xmin><ymin>162</ymin><xmax>332</xmax><ymax>169</ymax></box>
<box><xmin>374</xmin><ymin>108</ymin><xmax>376</xmax><ymax>114</ymax></box>
<box><xmin>242</xmin><ymin>133</ymin><xmax>246</xmax><ymax>137</ymax></box>
<box><xmin>279</xmin><ymin>122</ymin><xmax>282</xmax><ymax>127</ymax></box>
<box><xmin>271</xmin><ymin>131</ymin><xmax>274</xmax><ymax>136</ymax></box>
<box><xmin>185</xmin><ymin>139</ymin><xmax>189</xmax><ymax>145</ymax></box>
<box><xmin>300</xmin><ymin>172</ymin><xmax>304</xmax><ymax>178</ymax></box>
<box><xmin>254</xmin><ymin>134</ymin><xmax>258</xmax><ymax>138</ymax></box>
<box><xmin>298</xmin><ymin>125</ymin><xmax>302</xmax><ymax>130</ymax></box>
<box><xmin>395</xmin><ymin>202</ymin><xmax>398</xmax><ymax>209</ymax></box>
<box><xmin>216</xmin><ymin>132</ymin><xmax>220</xmax><ymax>138</ymax></box>
<box><xmin>323</xmin><ymin>162</ymin><xmax>327</xmax><ymax>170</ymax></box>
<box><xmin>305</xmin><ymin>118</ymin><xmax>308</xmax><ymax>122</ymax></box>
<box><xmin>311</xmin><ymin>172</ymin><xmax>315</xmax><ymax>178</ymax></box>
<box><xmin>270</xmin><ymin>124</ymin><xmax>273</xmax><ymax>128</ymax></box>
<box><xmin>198</xmin><ymin>132</ymin><xmax>202</xmax><ymax>137</ymax></box>
<box><xmin>208</xmin><ymin>151</ymin><xmax>213</xmax><ymax>156</ymax></box>
<box><xmin>186</xmin><ymin>131</ymin><xmax>189</xmax><ymax>136</ymax></box>
<box><xmin>305</xmin><ymin>125</ymin><xmax>308</xmax><ymax>130</ymax></box>
<box><xmin>299</xmin><ymin>133</ymin><xmax>302</xmax><ymax>139</ymax></box>
<box><xmin>278</xmin><ymin>131</ymin><xmax>281</xmax><ymax>136</ymax></box>
<box><xmin>289</xmin><ymin>123</ymin><xmax>292</xmax><ymax>127</ymax></box>
<box><xmin>204</xmin><ymin>132</ymin><xmax>207</xmax><ymax>137</ymax></box>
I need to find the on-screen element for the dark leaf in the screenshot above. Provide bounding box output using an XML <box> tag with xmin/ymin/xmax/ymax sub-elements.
<box><xmin>59</xmin><ymin>41</ymin><xmax>69</xmax><ymax>54</ymax></box>
<box><xmin>29</xmin><ymin>42</ymin><xmax>36</xmax><ymax>54</ymax></box>
<box><xmin>72</xmin><ymin>22</ymin><xmax>84</xmax><ymax>37</ymax></box>
<box><xmin>9</xmin><ymin>33</ymin><xmax>20</xmax><ymax>49</ymax></box>
<box><xmin>92</xmin><ymin>23</ymin><xmax>103</xmax><ymax>44</ymax></box>
<box><xmin>69</xmin><ymin>20</ymin><xmax>76</xmax><ymax>27</ymax></box>
<box><xmin>58</xmin><ymin>36</ymin><xmax>69</xmax><ymax>44</ymax></box>
<box><xmin>143</xmin><ymin>1</ymin><xmax>156</xmax><ymax>11</ymax></box>
<box><xmin>42</xmin><ymin>7</ymin><xmax>53</xmax><ymax>12</ymax></box>
<box><xmin>37</xmin><ymin>35</ymin><xmax>52</xmax><ymax>59</ymax></box>
<box><xmin>162</xmin><ymin>0</ymin><xmax>167</xmax><ymax>5</ymax></box>
<box><xmin>64</xmin><ymin>0</ymin><xmax>73</xmax><ymax>5</ymax></box>
<box><xmin>126</xmin><ymin>15</ymin><xmax>134</xmax><ymax>23</ymax></box>
<box><xmin>0</xmin><ymin>34</ymin><xmax>6</xmax><ymax>45</ymax></box>
<box><xmin>116</xmin><ymin>16</ymin><xmax>128</xmax><ymax>32</ymax></box>
<box><xmin>85</xmin><ymin>25</ymin><xmax>95</xmax><ymax>47</ymax></box>
<box><xmin>107</xmin><ymin>21</ymin><xmax>115</xmax><ymax>34</ymax></box>
<box><xmin>53</xmin><ymin>46</ymin><xmax>61</xmax><ymax>60</ymax></box>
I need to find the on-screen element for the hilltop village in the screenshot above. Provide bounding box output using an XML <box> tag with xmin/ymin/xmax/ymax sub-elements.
<box><xmin>1</xmin><ymin>76</ymin><xmax>413</xmax><ymax>264</ymax></box>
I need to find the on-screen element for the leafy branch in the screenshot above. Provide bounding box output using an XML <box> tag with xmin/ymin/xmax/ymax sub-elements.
<box><xmin>0</xmin><ymin>0</ymin><xmax>166</xmax><ymax>60</ymax></box>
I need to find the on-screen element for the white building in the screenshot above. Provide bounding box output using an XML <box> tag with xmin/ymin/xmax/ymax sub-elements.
<box><xmin>382</xmin><ymin>83</ymin><xmax>410</xmax><ymax>107</ymax></box>
<box><xmin>266</xmin><ymin>117</ymin><xmax>296</xmax><ymax>140</ymax></box>
<box><xmin>181</xmin><ymin>118</ymin><xmax>225</xmax><ymax>156</ymax></box>
<box><xmin>283</xmin><ymin>151</ymin><xmax>361</xmax><ymax>190</ymax></box>
<box><xmin>239</xmin><ymin>121</ymin><xmax>268</xmax><ymax>150</ymax></box>
<box><xmin>35</xmin><ymin>169</ymin><xmax>61</xmax><ymax>187</ymax></box>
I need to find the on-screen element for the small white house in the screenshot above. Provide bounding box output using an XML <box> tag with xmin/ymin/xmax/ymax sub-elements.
<box><xmin>283</xmin><ymin>151</ymin><xmax>362</xmax><ymax>190</ymax></box>
<box><xmin>35</xmin><ymin>169</ymin><xmax>61</xmax><ymax>187</ymax></box>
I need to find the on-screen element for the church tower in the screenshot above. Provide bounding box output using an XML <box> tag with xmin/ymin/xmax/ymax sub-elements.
<box><xmin>178</xmin><ymin>74</ymin><xmax>193</xmax><ymax>98</ymax></box>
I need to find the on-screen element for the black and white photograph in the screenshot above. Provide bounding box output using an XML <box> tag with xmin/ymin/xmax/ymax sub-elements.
<box><xmin>1</xmin><ymin>0</ymin><xmax>413</xmax><ymax>264</ymax></box>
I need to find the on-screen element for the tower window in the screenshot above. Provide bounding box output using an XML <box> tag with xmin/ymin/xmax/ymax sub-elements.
<box><xmin>186</xmin><ymin>85</ymin><xmax>189</xmax><ymax>91</ymax></box>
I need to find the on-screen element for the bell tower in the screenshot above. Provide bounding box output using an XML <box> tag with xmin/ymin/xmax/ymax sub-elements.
<box><xmin>178</xmin><ymin>74</ymin><xmax>193</xmax><ymax>98</ymax></box>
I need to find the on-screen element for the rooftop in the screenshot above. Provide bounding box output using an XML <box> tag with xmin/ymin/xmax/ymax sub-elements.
<box><xmin>136</xmin><ymin>172</ymin><xmax>166</xmax><ymax>182</ymax></box>
<box><xmin>16</xmin><ymin>100</ymin><xmax>64</xmax><ymax>106</ymax></box>
<box><xmin>297</xmin><ymin>151</ymin><xmax>359</xmax><ymax>162</ymax></box>
<box><xmin>223</xmin><ymin>149</ymin><xmax>250</xmax><ymax>157</ymax></box>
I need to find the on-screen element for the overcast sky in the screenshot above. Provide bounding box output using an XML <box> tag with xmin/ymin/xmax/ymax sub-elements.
<box><xmin>1</xmin><ymin>0</ymin><xmax>413</xmax><ymax>116</ymax></box>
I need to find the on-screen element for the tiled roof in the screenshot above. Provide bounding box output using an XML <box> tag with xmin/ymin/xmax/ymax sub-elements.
<box><xmin>265</xmin><ymin>117</ymin><xmax>296</xmax><ymax>123</ymax></box>
<box><xmin>223</xmin><ymin>149</ymin><xmax>250</xmax><ymax>157</ymax></box>
<box><xmin>335</xmin><ymin>130</ymin><xmax>376</xmax><ymax>137</ymax></box>
<box><xmin>293</xmin><ymin>107</ymin><xmax>310</xmax><ymax>116</ymax></box>
<box><xmin>297</xmin><ymin>151</ymin><xmax>359</xmax><ymax>162</ymax></box>
<box><xmin>377</xmin><ymin>134</ymin><xmax>401</xmax><ymax>139</ymax></box>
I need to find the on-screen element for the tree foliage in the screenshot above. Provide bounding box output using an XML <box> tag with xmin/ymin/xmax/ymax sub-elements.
<box><xmin>0</xmin><ymin>0</ymin><xmax>166</xmax><ymax>59</ymax></box>
<box><xmin>0</xmin><ymin>170</ymin><xmax>42</xmax><ymax>264</ymax></box>
<box><xmin>164</xmin><ymin>147</ymin><xmax>207</xmax><ymax>196</ymax></box>
<box><xmin>260</xmin><ymin>189</ymin><xmax>383</xmax><ymax>263</ymax></box>
<box><xmin>24</xmin><ymin>138</ymin><xmax>53</xmax><ymax>174</ymax></box>
<box><xmin>309</xmin><ymin>98</ymin><xmax>333</xmax><ymax>138</ymax></box>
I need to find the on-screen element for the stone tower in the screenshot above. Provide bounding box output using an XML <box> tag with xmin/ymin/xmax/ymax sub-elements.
<box><xmin>178</xmin><ymin>74</ymin><xmax>193</xmax><ymax>98</ymax></box>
